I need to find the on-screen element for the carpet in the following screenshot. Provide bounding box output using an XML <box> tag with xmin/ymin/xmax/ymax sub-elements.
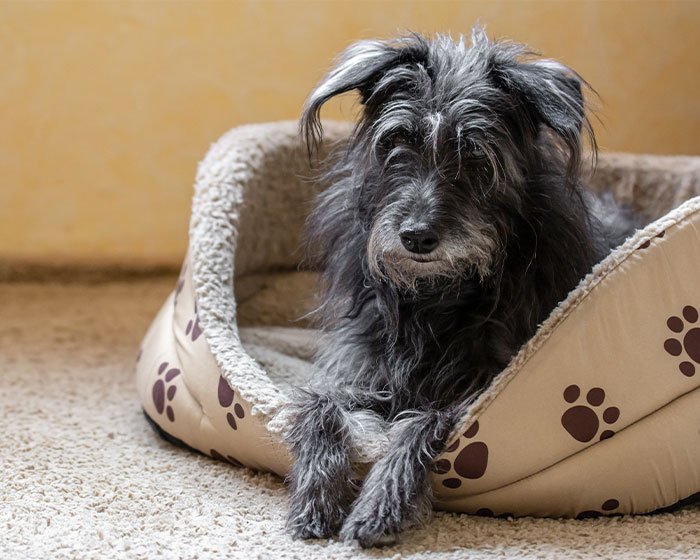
<box><xmin>2</xmin><ymin>278</ymin><xmax>699</xmax><ymax>559</ymax></box>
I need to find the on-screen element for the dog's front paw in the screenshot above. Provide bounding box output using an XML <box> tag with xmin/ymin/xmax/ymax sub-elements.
<box><xmin>286</xmin><ymin>488</ymin><xmax>349</xmax><ymax>540</ymax></box>
<box><xmin>339</xmin><ymin>492</ymin><xmax>402</xmax><ymax>548</ymax></box>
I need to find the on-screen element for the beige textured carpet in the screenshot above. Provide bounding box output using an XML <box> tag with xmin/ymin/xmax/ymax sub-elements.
<box><xmin>2</xmin><ymin>278</ymin><xmax>700</xmax><ymax>560</ymax></box>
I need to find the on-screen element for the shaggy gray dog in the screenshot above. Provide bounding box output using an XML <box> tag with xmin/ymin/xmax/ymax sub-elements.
<box><xmin>285</xmin><ymin>27</ymin><xmax>638</xmax><ymax>547</ymax></box>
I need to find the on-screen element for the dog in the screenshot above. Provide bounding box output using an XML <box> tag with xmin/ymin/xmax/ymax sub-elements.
<box><xmin>284</xmin><ymin>27</ymin><xmax>639</xmax><ymax>547</ymax></box>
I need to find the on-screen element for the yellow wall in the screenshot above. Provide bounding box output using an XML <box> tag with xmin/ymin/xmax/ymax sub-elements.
<box><xmin>1</xmin><ymin>1</ymin><xmax>698</xmax><ymax>266</ymax></box>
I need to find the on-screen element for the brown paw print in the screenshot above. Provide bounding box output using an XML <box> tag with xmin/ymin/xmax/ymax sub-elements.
<box><xmin>664</xmin><ymin>305</ymin><xmax>700</xmax><ymax>377</ymax></box>
<box><xmin>561</xmin><ymin>385</ymin><xmax>619</xmax><ymax>443</ymax></box>
<box><xmin>576</xmin><ymin>498</ymin><xmax>620</xmax><ymax>519</ymax></box>
<box><xmin>217</xmin><ymin>375</ymin><xmax>246</xmax><ymax>431</ymax></box>
<box><xmin>209</xmin><ymin>449</ymin><xmax>244</xmax><ymax>468</ymax></box>
<box><xmin>152</xmin><ymin>361</ymin><xmax>180</xmax><ymax>422</ymax></box>
<box><xmin>435</xmin><ymin>421</ymin><xmax>489</xmax><ymax>490</ymax></box>
<box><xmin>637</xmin><ymin>230</ymin><xmax>665</xmax><ymax>250</ymax></box>
<box><xmin>185</xmin><ymin>302</ymin><xmax>202</xmax><ymax>342</ymax></box>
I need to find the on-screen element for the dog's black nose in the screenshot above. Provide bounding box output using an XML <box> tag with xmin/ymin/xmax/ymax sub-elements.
<box><xmin>400</xmin><ymin>225</ymin><xmax>439</xmax><ymax>254</ymax></box>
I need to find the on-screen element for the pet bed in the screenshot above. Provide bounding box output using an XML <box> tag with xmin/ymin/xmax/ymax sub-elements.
<box><xmin>135</xmin><ymin>121</ymin><xmax>700</xmax><ymax>518</ymax></box>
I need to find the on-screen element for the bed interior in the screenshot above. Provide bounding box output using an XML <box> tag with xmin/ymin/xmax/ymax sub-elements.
<box><xmin>230</xmin><ymin>147</ymin><xmax>700</xmax><ymax>399</ymax></box>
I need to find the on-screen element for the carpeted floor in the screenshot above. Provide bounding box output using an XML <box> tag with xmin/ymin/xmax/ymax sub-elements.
<box><xmin>2</xmin><ymin>278</ymin><xmax>700</xmax><ymax>560</ymax></box>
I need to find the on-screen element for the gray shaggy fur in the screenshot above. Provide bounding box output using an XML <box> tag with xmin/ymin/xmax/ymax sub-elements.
<box><xmin>284</xmin><ymin>27</ymin><xmax>640</xmax><ymax>547</ymax></box>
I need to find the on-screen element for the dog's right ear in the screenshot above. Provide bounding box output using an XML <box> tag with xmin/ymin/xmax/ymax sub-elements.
<box><xmin>301</xmin><ymin>38</ymin><xmax>424</xmax><ymax>154</ymax></box>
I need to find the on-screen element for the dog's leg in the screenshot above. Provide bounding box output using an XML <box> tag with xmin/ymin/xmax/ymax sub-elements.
<box><xmin>284</xmin><ymin>390</ymin><xmax>358</xmax><ymax>539</ymax></box>
<box><xmin>339</xmin><ymin>408</ymin><xmax>457</xmax><ymax>547</ymax></box>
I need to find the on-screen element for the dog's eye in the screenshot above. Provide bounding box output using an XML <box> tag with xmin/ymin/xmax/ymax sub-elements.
<box><xmin>464</xmin><ymin>141</ymin><xmax>486</xmax><ymax>160</ymax></box>
<box><xmin>391</xmin><ymin>134</ymin><xmax>410</xmax><ymax>148</ymax></box>
<box><xmin>391</xmin><ymin>134</ymin><xmax>408</xmax><ymax>148</ymax></box>
<box><xmin>380</xmin><ymin>131</ymin><xmax>417</xmax><ymax>153</ymax></box>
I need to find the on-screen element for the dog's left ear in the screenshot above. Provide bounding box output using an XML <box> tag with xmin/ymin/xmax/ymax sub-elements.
<box><xmin>493</xmin><ymin>54</ymin><xmax>594</xmax><ymax>176</ymax></box>
<box><xmin>496</xmin><ymin>58</ymin><xmax>586</xmax><ymax>140</ymax></box>
<box><xmin>473</xmin><ymin>27</ymin><xmax>592</xmax><ymax>174</ymax></box>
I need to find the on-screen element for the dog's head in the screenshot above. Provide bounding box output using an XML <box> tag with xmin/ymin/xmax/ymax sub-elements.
<box><xmin>302</xmin><ymin>27</ymin><xmax>594</xmax><ymax>293</ymax></box>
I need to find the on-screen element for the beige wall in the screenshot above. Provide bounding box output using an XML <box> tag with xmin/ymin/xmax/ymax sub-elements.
<box><xmin>1</xmin><ymin>1</ymin><xmax>698</xmax><ymax>266</ymax></box>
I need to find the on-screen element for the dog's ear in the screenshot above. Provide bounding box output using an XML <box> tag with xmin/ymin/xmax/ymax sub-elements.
<box><xmin>301</xmin><ymin>37</ymin><xmax>427</xmax><ymax>153</ymax></box>
<box><xmin>471</xmin><ymin>21</ymin><xmax>592</xmax><ymax>173</ymax></box>
<box><xmin>490</xmin><ymin>49</ymin><xmax>594</xmax><ymax>175</ymax></box>
<box><xmin>496</xmin><ymin>58</ymin><xmax>586</xmax><ymax>141</ymax></box>
<box><xmin>473</xmin><ymin>25</ymin><xmax>586</xmax><ymax>139</ymax></box>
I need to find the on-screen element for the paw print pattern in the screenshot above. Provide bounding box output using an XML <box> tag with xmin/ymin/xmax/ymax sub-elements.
<box><xmin>185</xmin><ymin>302</ymin><xmax>202</xmax><ymax>342</ymax></box>
<box><xmin>436</xmin><ymin>421</ymin><xmax>489</xmax><ymax>490</ymax></box>
<box><xmin>637</xmin><ymin>230</ymin><xmax>665</xmax><ymax>250</ymax></box>
<box><xmin>576</xmin><ymin>498</ymin><xmax>620</xmax><ymax>519</ymax></box>
<box><xmin>217</xmin><ymin>375</ymin><xmax>246</xmax><ymax>431</ymax></box>
<box><xmin>152</xmin><ymin>361</ymin><xmax>180</xmax><ymax>422</ymax></box>
<box><xmin>664</xmin><ymin>305</ymin><xmax>700</xmax><ymax>377</ymax></box>
<box><xmin>561</xmin><ymin>385</ymin><xmax>619</xmax><ymax>443</ymax></box>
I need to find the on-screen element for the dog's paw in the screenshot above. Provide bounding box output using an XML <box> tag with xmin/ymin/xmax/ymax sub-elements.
<box><xmin>340</xmin><ymin>516</ymin><xmax>399</xmax><ymax>548</ymax></box>
<box><xmin>286</xmin><ymin>492</ymin><xmax>348</xmax><ymax>540</ymax></box>
<box><xmin>339</xmin><ymin>493</ymin><xmax>401</xmax><ymax>548</ymax></box>
<box><xmin>287</xmin><ymin>517</ymin><xmax>335</xmax><ymax>540</ymax></box>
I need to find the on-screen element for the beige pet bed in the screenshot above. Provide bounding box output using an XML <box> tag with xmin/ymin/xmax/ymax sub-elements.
<box><xmin>135</xmin><ymin>121</ymin><xmax>700</xmax><ymax>518</ymax></box>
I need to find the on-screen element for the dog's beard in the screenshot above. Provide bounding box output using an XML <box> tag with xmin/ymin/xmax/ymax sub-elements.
<box><xmin>366</xmin><ymin>215</ymin><xmax>500</xmax><ymax>293</ymax></box>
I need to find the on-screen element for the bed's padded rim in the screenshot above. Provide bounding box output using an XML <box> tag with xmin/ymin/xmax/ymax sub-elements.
<box><xmin>188</xmin><ymin>121</ymin><xmax>351</xmax><ymax>425</ymax></box>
